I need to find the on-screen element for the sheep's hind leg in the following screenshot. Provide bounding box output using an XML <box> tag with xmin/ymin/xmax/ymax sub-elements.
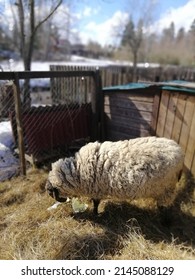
<box><xmin>92</xmin><ymin>199</ymin><xmax>100</xmax><ymax>215</ymax></box>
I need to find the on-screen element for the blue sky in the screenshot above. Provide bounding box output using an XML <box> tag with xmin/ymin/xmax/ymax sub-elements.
<box><xmin>76</xmin><ymin>0</ymin><xmax>188</xmax><ymax>18</ymax></box>
<box><xmin>70</xmin><ymin>0</ymin><xmax>195</xmax><ymax>45</ymax></box>
<box><xmin>0</xmin><ymin>0</ymin><xmax>194</xmax><ymax>46</ymax></box>
<box><xmin>75</xmin><ymin>0</ymin><xmax>190</xmax><ymax>22</ymax></box>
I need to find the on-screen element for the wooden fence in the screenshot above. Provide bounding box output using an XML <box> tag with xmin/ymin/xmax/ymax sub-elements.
<box><xmin>50</xmin><ymin>65</ymin><xmax>195</xmax><ymax>91</ymax></box>
<box><xmin>103</xmin><ymin>82</ymin><xmax>195</xmax><ymax>177</ymax></box>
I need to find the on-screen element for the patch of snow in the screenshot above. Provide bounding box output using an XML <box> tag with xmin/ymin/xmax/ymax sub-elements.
<box><xmin>0</xmin><ymin>56</ymin><xmax>160</xmax><ymax>73</ymax></box>
<box><xmin>0</xmin><ymin>121</ymin><xmax>14</xmax><ymax>148</ymax></box>
<box><xmin>0</xmin><ymin>57</ymin><xmax>160</xmax><ymax>93</ymax></box>
<box><xmin>0</xmin><ymin>143</ymin><xmax>18</xmax><ymax>167</ymax></box>
<box><xmin>0</xmin><ymin>121</ymin><xmax>19</xmax><ymax>182</ymax></box>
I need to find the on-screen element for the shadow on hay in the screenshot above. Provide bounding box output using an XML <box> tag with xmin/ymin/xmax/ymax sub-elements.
<box><xmin>58</xmin><ymin>172</ymin><xmax>195</xmax><ymax>260</ymax></box>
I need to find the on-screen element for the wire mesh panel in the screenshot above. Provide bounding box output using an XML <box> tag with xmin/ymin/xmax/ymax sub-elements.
<box><xmin>15</xmin><ymin>103</ymin><xmax>92</xmax><ymax>163</ymax></box>
<box><xmin>22</xmin><ymin>73</ymin><xmax>95</xmax><ymax>164</ymax></box>
<box><xmin>0</xmin><ymin>70</ymin><xmax>101</xmax><ymax>171</ymax></box>
<box><xmin>0</xmin><ymin>81</ymin><xmax>15</xmax><ymax>120</ymax></box>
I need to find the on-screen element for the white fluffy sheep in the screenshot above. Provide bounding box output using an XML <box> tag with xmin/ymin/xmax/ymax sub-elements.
<box><xmin>45</xmin><ymin>136</ymin><xmax>184</xmax><ymax>214</ymax></box>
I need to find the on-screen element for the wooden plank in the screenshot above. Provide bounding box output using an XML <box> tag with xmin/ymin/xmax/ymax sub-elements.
<box><xmin>164</xmin><ymin>92</ymin><xmax>179</xmax><ymax>138</ymax></box>
<box><xmin>91</xmin><ymin>69</ymin><xmax>101</xmax><ymax>141</ymax></box>
<box><xmin>104</xmin><ymin>92</ymin><xmax>154</xmax><ymax>103</ymax></box>
<box><xmin>184</xmin><ymin>106</ymin><xmax>195</xmax><ymax>171</ymax></box>
<box><xmin>179</xmin><ymin>95</ymin><xmax>195</xmax><ymax>153</ymax></box>
<box><xmin>171</xmin><ymin>94</ymin><xmax>186</xmax><ymax>143</ymax></box>
<box><xmin>105</xmin><ymin>115</ymin><xmax>152</xmax><ymax>131</ymax></box>
<box><xmin>105</xmin><ymin>130</ymin><xmax>138</xmax><ymax>141</ymax></box>
<box><xmin>104</xmin><ymin>105</ymin><xmax>153</xmax><ymax>122</ymax></box>
<box><xmin>105</xmin><ymin>111</ymin><xmax>152</xmax><ymax>125</ymax></box>
<box><xmin>105</xmin><ymin>130</ymin><xmax>131</xmax><ymax>141</ymax></box>
<box><xmin>104</xmin><ymin>97</ymin><xmax>154</xmax><ymax>112</ymax></box>
<box><xmin>156</xmin><ymin>90</ymin><xmax>170</xmax><ymax>137</ymax></box>
<box><xmin>106</xmin><ymin>123</ymin><xmax>151</xmax><ymax>138</ymax></box>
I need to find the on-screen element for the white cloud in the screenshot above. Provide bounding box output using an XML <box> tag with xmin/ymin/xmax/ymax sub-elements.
<box><xmin>152</xmin><ymin>0</ymin><xmax>195</xmax><ymax>33</ymax></box>
<box><xmin>83</xmin><ymin>6</ymin><xmax>101</xmax><ymax>17</ymax></box>
<box><xmin>83</xmin><ymin>7</ymin><xmax>92</xmax><ymax>17</ymax></box>
<box><xmin>76</xmin><ymin>5</ymin><xmax>101</xmax><ymax>20</ymax></box>
<box><xmin>78</xmin><ymin>1</ymin><xmax>195</xmax><ymax>46</ymax></box>
<box><xmin>79</xmin><ymin>10</ymin><xmax>129</xmax><ymax>46</ymax></box>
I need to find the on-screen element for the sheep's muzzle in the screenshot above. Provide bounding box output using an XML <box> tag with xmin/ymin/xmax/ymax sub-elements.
<box><xmin>45</xmin><ymin>180</ymin><xmax>67</xmax><ymax>202</ymax></box>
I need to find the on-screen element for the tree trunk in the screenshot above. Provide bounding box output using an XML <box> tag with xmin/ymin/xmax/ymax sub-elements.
<box><xmin>23</xmin><ymin>0</ymin><xmax>35</xmax><ymax>108</ymax></box>
<box><xmin>16</xmin><ymin>0</ymin><xmax>62</xmax><ymax>107</ymax></box>
<box><xmin>133</xmin><ymin>50</ymin><xmax>138</xmax><ymax>82</ymax></box>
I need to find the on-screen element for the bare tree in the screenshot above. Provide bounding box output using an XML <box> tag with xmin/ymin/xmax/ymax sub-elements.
<box><xmin>189</xmin><ymin>18</ymin><xmax>195</xmax><ymax>64</ymax></box>
<box><xmin>13</xmin><ymin>0</ymin><xmax>62</xmax><ymax>106</ymax></box>
<box><xmin>15</xmin><ymin>0</ymin><xmax>62</xmax><ymax>71</ymax></box>
<box><xmin>122</xmin><ymin>17</ymin><xmax>143</xmax><ymax>81</ymax></box>
<box><xmin>120</xmin><ymin>0</ymin><xmax>157</xmax><ymax>81</ymax></box>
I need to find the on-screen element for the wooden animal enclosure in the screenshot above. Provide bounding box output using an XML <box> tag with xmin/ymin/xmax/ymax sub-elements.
<box><xmin>156</xmin><ymin>84</ymin><xmax>195</xmax><ymax>175</ymax></box>
<box><xmin>103</xmin><ymin>81</ymin><xmax>195</xmax><ymax>177</ymax></box>
<box><xmin>103</xmin><ymin>84</ymin><xmax>161</xmax><ymax>140</ymax></box>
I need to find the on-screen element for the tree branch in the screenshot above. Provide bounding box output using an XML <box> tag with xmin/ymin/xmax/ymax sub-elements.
<box><xmin>33</xmin><ymin>0</ymin><xmax>62</xmax><ymax>35</ymax></box>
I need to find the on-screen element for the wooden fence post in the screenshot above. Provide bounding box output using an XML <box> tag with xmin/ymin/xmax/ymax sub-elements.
<box><xmin>13</xmin><ymin>73</ymin><xmax>26</xmax><ymax>176</ymax></box>
<box><xmin>91</xmin><ymin>68</ymin><xmax>103</xmax><ymax>141</ymax></box>
<box><xmin>98</xmin><ymin>71</ymin><xmax>105</xmax><ymax>142</ymax></box>
<box><xmin>91</xmin><ymin>69</ymin><xmax>98</xmax><ymax>141</ymax></box>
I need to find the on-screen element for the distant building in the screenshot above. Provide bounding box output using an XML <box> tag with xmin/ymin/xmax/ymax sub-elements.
<box><xmin>71</xmin><ymin>44</ymin><xmax>86</xmax><ymax>56</ymax></box>
<box><xmin>71</xmin><ymin>44</ymin><xmax>102</xmax><ymax>58</ymax></box>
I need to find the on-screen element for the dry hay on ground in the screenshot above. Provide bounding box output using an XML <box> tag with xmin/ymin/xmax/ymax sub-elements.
<box><xmin>0</xmin><ymin>168</ymin><xmax>195</xmax><ymax>260</ymax></box>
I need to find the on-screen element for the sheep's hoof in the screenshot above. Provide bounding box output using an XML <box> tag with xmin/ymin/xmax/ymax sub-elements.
<box><xmin>92</xmin><ymin>199</ymin><xmax>100</xmax><ymax>215</ymax></box>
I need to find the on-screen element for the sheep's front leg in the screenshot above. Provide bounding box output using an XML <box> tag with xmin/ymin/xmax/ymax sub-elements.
<box><xmin>92</xmin><ymin>199</ymin><xmax>100</xmax><ymax>215</ymax></box>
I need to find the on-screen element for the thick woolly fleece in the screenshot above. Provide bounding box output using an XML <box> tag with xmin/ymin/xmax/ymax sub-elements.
<box><xmin>46</xmin><ymin>137</ymin><xmax>184</xmax><ymax>208</ymax></box>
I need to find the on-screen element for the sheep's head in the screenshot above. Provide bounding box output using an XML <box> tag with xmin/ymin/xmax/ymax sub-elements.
<box><xmin>45</xmin><ymin>157</ymin><xmax>78</xmax><ymax>202</ymax></box>
<box><xmin>45</xmin><ymin>180</ymin><xmax>68</xmax><ymax>202</ymax></box>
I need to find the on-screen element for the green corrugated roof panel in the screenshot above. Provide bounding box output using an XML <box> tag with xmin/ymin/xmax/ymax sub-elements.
<box><xmin>103</xmin><ymin>80</ymin><xmax>195</xmax><ymax>94</ymax></box>
<box><xmin>103</xmin><ymin>83</ymin><xmax>152</xmax><ymax>91</ymax></box>
<box><xmin>161</xmin><ymin>80</ymin><xmax>195</xmax><ymax>93</ymax></box>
